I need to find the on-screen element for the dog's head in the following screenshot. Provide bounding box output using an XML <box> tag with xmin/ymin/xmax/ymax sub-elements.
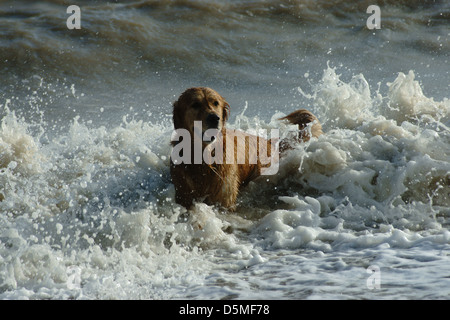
<box><xmin>279</xmin><ymin>109</ymin><xmax>323</xmax><ymax>141</ymax></box>
<box><xmin>173</xmin><ymin>87</ymin><xmax>230</xmax><ymax>144</ymax></box>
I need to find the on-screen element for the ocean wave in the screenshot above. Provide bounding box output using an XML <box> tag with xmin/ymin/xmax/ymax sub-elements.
<box><xmin>1</xmin><ymin>67</ymin><xmax>448</xmax><ymax>299</ymax></box>
<box><xmin>0</xmin><ymin>0</ymin><xmax>449</xmax><ymax>298</ymax></box>
<box><xmin>1</xmin><ymin>0</ymin><xmax>448</xmax><ymax>84</ymax></box>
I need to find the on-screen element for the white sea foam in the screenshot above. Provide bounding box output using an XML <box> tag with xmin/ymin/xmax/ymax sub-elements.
<box><xmin>0</xmin><ymin>67</ymin><xmax>449</xmax><ymax>299</ymax></box>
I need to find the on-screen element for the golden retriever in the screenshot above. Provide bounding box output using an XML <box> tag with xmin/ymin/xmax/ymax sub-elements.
<box><xmin>170</xmin><ymin>87</ymin><xmax>322</xmax><ymax>209</ymax></box>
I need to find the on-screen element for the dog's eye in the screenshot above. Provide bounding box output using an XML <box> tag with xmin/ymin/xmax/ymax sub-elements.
<box><xmin>213</xmin><ymin>101</ymin><xmax>219</xmax><ymax>107</ymax></box>
<box><xmin>191</xmin><ymin>102</ymin><xmax>202</xmax><ymax>109</ymax></box>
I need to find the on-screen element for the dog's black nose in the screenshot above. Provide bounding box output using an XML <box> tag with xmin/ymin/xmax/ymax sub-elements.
<box><xmin>206</xmin><ymin>113</ymin><xmax>220</xmax><ymax>128</ymax></box>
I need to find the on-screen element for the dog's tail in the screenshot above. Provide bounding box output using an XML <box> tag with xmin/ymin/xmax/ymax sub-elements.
<box><xmin>278</xmin><ymin>109</ymin><xmax>323</xmax><ymax>152</ymax></box>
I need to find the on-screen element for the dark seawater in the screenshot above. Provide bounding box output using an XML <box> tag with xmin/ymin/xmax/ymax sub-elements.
<box><xmin>1</xmin><ymin>0</ymin><xmax>449</xmax><ymax>123</ymax></box>
<box><xmin>0</xmin><ymin>0</ymin><xmax>449</xmax><ymax>299</ymax></box>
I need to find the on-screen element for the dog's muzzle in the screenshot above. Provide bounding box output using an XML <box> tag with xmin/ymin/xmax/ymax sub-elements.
<box><xmin>206</xmin><ymin>113</ymin><xmax>220</xmax><ymax>129</ymax></box>
<box><xmin>204</xmin><ymin>113</ymin><xmax>221</xmax><ymax>142</ymax></box>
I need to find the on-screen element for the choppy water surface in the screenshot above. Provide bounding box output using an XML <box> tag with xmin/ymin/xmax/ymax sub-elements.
<box><xmin>0</xmin><ymin>0</ymin><xmax>449</xmax><ymax>299</ymax></box>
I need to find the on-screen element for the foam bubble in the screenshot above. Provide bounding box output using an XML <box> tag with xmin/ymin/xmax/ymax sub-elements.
<box><xmin>0</xmin><ymin>66</ymin><xmax>449</xmax><ymax>299</ymax></box>
<box><xmin>385</xmin><ymin>71</ymin><xmax>450</xmax><ymax>123</ymax></box>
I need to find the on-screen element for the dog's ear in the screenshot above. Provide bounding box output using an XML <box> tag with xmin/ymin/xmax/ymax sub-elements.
<box><xmin>223</xmin><ymin>102</ymin><xmax>230</xmax><ymax>122</ymax></box>
<box><xmin>172</xmin><ymin>100</ymin><xmax>183</xmax><ymax>129</ymax></box>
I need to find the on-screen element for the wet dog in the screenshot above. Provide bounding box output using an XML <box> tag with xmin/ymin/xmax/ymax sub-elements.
<box><xmin>170</xmin><ymin>87</ymin><xmax>322</xmax><ymax>209</ymax></box>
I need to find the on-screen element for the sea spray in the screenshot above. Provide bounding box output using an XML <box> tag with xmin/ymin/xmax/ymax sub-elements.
<box><xmin>1</xmin><ymin>66</ymin><xmax>449</xmax><ymax>299</ymax></box>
